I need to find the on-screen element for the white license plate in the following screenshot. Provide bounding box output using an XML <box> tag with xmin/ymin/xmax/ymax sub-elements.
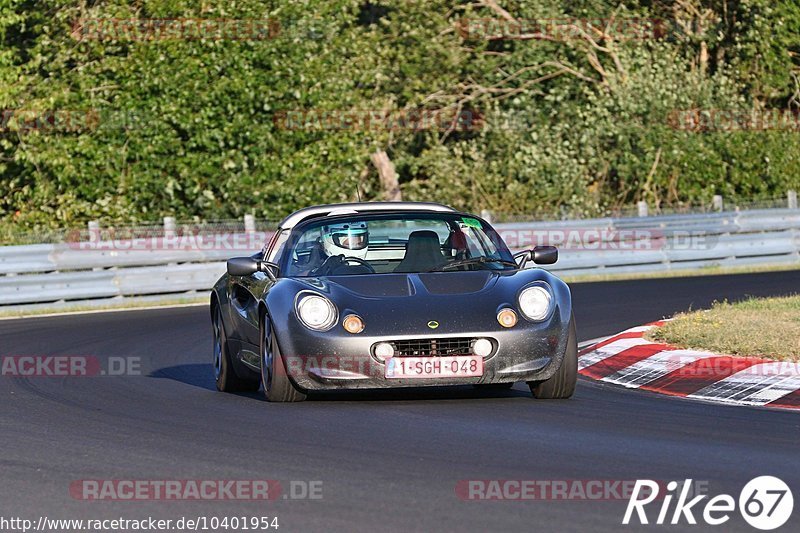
<box><xmin>384</xmin><ymin>355</ymin><xmax>484</xmax><ymax>379</ymax></box>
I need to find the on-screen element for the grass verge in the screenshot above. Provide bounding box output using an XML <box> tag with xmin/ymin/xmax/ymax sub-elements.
<box><xmin>646</xmin><ymin>295</ymin><xmax>800</xmax><ymax>361</ymax></box>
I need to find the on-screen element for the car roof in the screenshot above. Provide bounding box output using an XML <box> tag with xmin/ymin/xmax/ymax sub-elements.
<box><xmin>278</xmin><ymin>202</ymin><xmax>458</xmax><ymax>229</ymax></box>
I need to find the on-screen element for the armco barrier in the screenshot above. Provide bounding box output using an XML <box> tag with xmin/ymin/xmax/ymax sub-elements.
<box><xmin>0</xmin><ymin>210</ymin><xmax>799</xmax><ymax>306</ymax></box>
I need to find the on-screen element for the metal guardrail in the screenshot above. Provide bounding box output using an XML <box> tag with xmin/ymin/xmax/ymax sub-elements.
<box><xmin>0</xmin><ymin>209</ymin><xmax>798</xmax><ymax>306</ymax></box>
<box><xmin>495</xmin><ymin>208</ymin><xmax>800</xmax><ymax>277</ymax></box>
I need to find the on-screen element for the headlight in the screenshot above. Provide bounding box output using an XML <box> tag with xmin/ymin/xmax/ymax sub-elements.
<box><xmin>296</xmin><ymin>294</ymin><xmax>337</xmax><ymax>331</ymax></box>
<box><xmin>518</xmin><ymin>285</ymin><xmax>552</xmax><ymax>321</ymax></box>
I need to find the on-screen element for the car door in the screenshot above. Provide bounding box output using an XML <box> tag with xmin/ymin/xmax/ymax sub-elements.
<box><xmin>227</xmin><ymin>229</ymin><xmax>287</xmax><ymax>358</ymax></box>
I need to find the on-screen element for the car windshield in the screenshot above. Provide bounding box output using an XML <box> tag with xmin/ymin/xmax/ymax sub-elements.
<box><xmin>281</xmin><ymin>212</ymin><xmax>516</xmax><ymax>277</ymax></box>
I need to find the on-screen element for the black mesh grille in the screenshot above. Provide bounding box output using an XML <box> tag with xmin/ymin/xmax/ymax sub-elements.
<box><xmin>388</xmin><ymin>338</ymin><xmax>475</xmax><ymax>357</ymax></box>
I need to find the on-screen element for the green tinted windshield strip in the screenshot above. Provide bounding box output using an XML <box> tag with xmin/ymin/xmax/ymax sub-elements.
<box><xmin>461</xmin><ymin>217</ymin><xmax>482</xmax><ymax>228</ymax></box>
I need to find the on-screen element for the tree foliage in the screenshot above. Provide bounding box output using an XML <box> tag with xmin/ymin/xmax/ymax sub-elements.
<box><xmin>1</xmin><ymin>0</ymin><xmax>799</xmax><ymax>231</ymax></box>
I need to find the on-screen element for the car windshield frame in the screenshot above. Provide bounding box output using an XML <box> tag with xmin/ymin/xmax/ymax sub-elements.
<box><xmin>277</xmin><ymin>210</ymin><xmax>517</xmax><ymax>277</ymax></box>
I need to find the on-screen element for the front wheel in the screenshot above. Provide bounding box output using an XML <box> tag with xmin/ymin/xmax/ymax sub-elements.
<box><xmin>260</xmin><ymin>315</ymin><xmax>306</xmax><ymax>402</ymax></box>
<box><xmin>527</xmin><ymin>315</ymin><xmax>577</xmax><ymax>399</ymax></box>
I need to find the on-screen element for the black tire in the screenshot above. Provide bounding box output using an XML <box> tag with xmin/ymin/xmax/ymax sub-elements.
<box><xmin>473</xmin><ymin>382</ymin><xmax>515</xmax><ymax>390</ymax></box>
<box><xmin>213</xmin><ymin>305</ymin><xmax>259</xmax><ymax>393</ymax></box>
<box><xmin>528</xmin><ymin>315</ymin><xmax>577</xmax><ymax>399</ymax></box>
<box><xmin>260</xmin><ymin>314</ymin><xmax>307</xmax><ymax>403</ymax></box>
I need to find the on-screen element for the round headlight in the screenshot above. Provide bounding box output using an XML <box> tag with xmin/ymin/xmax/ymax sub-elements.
<box><xmin>296</xmin><ymin>294</ymin><xmax>337</xmax><ymax>331</ymax></box>
<box><xmin>518</xmin><ymin>285</ymin><xmax>552</xmax><ymax>321</ymax></box>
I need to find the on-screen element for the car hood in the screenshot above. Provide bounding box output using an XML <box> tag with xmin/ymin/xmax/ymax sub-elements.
<box><xmin>266</xmin><ymin>269</ymin><xmax>570</xmax><ymax>336</ymax></box>
<box><xmin>306</xmin><ymin>271</ymin><xmax>501</xmax><ymax>298</ymax></box>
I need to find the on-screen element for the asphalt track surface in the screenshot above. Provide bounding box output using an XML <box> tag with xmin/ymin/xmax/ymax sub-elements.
<box><xmin>1</xmin><ymin>271</ymin><xmax>799</xmax><ymax>532</ymax></box>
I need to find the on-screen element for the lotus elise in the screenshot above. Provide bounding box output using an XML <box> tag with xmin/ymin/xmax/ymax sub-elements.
<box><xmin>211</xmin><ymin>202</ymin><xmax>576</xmax><ymax>402</ymax></box>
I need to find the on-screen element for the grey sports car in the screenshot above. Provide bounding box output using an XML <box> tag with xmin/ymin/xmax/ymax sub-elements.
<box><xmin>211</xmin><ymin>202</ymin><xmax>576</xmax><ymax>402</ymax></box>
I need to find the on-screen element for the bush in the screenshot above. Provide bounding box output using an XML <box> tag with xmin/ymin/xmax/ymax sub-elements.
<box><xmin>1</xmin><ymin>0</ymin><xmax>798</xmax><ymax>234</ymax></box>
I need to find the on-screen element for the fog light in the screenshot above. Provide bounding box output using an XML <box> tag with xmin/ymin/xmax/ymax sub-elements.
<box><xmin>473</xmin><ymin>338</ymin><xmax>493</xmax><ymax>357</ymax></box>
<box><xmin>374</xmin><ymin>342</ymin><xmax>395</xmax><ymax>361</ymax></box>
<box><xmin>497</xmin><ymin>308</ymin><xmax>518</xmax><ymax>328</ymax></box>
<box><xmin>342</xmin><ymin>314</ymin><xmax>365</xmax><ymax>334</ymax></box>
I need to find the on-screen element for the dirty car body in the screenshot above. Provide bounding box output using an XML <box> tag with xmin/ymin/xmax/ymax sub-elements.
<box><xmin>211</xmin><ymin>202</ymin><xmax>577</xmax><ymax>402</ymax></box>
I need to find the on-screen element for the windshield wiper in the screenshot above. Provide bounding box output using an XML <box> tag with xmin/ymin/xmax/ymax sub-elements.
<box><xmin>427</xmin><ymin>257</ymin><xmax>518</xmax><ymax>272</ymax></box>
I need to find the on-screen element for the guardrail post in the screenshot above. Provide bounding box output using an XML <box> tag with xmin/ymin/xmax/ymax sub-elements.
<box><xmin>88</xmin><ymin>220</ymin><xmax>100</xmax><ymax>243</ymax></box>
<box><xmin>637</xmin><ymin>201</ymin><xmax>648</xmax><ymax>217</ymax></box>
<box><xmin>163</xmin><ymin>217</ymin><xmax>176</xmax><ymax>239</ymax></box>
<box><xmin>789</xmin><ymin>190</ymin><xmax>798</xmax><ymax>209</ymax></box>
<box><xmin>244</xmin><ymin>214</ymin><xmax>256</xmax><ymax>233</ymax></box>
<box><xmin>713</xmin><ymin>195</ymin><xmax>724</xmax><ymax>212</ymax></box>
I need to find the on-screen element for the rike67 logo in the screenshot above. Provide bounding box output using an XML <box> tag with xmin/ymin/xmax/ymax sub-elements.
<box><xmin>624</xmin><ymin>476</ymin><xmax>793</xmax><ymax>530</ymax></box>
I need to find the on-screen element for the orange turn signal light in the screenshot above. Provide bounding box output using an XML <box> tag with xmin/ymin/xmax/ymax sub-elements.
<box><xmin>343</xmin><ymin>314</ymin><xmax>365</xmax><ymax>334</ymax></box>
<box><xmin>497</xmin><ymin>308</ymin><xmax>518</xmax><ymax>328</ymax></box>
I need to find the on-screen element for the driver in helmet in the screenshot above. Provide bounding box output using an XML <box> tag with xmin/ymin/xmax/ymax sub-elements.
<box><xmin>308</xmin><ymin>221</ymin><xmax>370</xmax><ymax>275</ymax></box>
<box><xmin>321</xmin><ymin>221</ymin><xmax>369</xmax><ymax>259</ymax></box>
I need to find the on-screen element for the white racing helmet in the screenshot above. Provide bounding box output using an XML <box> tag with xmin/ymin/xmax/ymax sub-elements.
<box><xmin>321</xmin><ymin>221</ymin><xmax>369</xmax><ymax>259</ymax></box>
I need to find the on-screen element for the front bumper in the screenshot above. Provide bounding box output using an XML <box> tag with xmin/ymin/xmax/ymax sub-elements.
<box><xmin>277</xmin><ymin>314</ymin><xmax>569</xmax><ymax>391</ymax></box>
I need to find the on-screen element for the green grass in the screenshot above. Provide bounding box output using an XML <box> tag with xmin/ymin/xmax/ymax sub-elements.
<box><xmin>646</xmin><ymin>295</ymin><xmax>800</xmax><ymax>361</ymax></box>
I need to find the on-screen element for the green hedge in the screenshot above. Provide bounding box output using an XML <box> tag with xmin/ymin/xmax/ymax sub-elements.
<box><xmin>1</xmin><ymin>0</ymin><xmax>798</xmax><ymax>234</ymax></box>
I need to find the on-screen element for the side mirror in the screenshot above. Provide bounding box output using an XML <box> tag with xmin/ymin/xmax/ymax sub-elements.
<box><xmin>532</xmin><ymin>245</ymin><xmax>558</xmax><ymax>265</ymax></box>
<box><xmin>226</xmin><ymin>257</ymin><xmax>279</xmax><ymax>281</ymax></box>
<box><xmin>513</xmin><ymin>250</ymin><xmax>532</xmax><ymax>268</ymax></box>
